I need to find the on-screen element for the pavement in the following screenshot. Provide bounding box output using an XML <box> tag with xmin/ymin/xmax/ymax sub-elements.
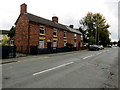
<box><xmin>1</xmin><ymin>50</ymin><xmax>86</xmax><ymax>64</ymax></box>
<box><xmin>2</xmin><ymin>47</ymin><xmax>119</xmax><ymax>88</ymax></box>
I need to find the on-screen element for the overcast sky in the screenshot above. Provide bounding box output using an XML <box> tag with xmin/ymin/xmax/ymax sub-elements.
<box><xmin>0</xmin><ymin>0</ymin><xmax>119</xmax><ymax>41</ymax></box>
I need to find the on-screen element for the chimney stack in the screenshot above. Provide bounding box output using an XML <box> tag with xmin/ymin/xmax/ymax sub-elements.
<box><xmin>20</xmin><ymin>3</ymin><xmax>27</xmax><ymax>15</ymax></box>
<box><xmin>52</xmin><ymin>16</ymin><xmax>58</xmax><ymax>23</ymax></box>
<box><xmin>69</xmin><ymin>25</ymin><xmax>74</xmax><ymax>28</ymax></box>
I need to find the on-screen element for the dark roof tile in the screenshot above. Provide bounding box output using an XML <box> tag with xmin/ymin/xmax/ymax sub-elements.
<box><xmin>25</xmin><ymin>13</ymin><xmax>81</xmax><ymax>34</ymax></box>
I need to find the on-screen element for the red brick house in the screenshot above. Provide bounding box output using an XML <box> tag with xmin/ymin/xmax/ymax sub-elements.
<box><xmin>15</xmin><ymin>3</ymin><xmax>83</xmax><ymax>53</ymax></box>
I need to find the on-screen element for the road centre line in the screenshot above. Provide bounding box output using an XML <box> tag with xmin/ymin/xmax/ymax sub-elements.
<box><xmin>83</xmin><ymin>49</ymin><xmax>110</xmax><ymax>60</ymax></box>
<box><xmin>83</xmin><ymin>55</ymin><xmax>93</xmax><ymax>59</ymax></box>
<box><xmin>82</xmin><ymin>51</ymin><xmax>106</xmax><ymax>60</ymax></box>
<box><xmin>33</xmin><ymin>62</ymin><xmax>74</xmax><ymax>76</ymax></box>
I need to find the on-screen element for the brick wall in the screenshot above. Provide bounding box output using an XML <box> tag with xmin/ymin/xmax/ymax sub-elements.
<box><xmin>15</xmin><ymin>15</ymin><xmax>29</xmax><ymax>53</ymax></box>
<box><xmin>67</xmin><ymin>31</ymin><xmax>74</xmax><ymax>44</ymax></box>
<box><xmin>15</xmin><ymin>15</ymin><xmax>82</xmax><ymax>53</ymax></box>
<box><xmin>45</xmin><ymin>26</ymin><xmax>54</xmax><ymax>48</ymax></box>
<box><xmin>29</xmin><ymin>22</ymin><xmax>39</xmax><ymax>47</ymax></box>
<box><xmin>57</xmin><ymin>29</ymin><xmax>64</xmax><ymax>47</ymax></box>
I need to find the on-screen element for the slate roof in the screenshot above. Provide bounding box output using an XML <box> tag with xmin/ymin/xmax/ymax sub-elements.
<box><xmin>66</xmin><ymin>26</ymin><xmax>82</xmax><ymax>34</ymax></box>
<box><xmin>24</xmin><ymin>13</ymin><xmax>82</xmax><ymax>35</ymax></box>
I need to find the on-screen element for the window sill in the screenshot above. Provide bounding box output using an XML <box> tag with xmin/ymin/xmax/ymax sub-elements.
<box><xmin>53</xmin><ymin>35</ymin><xmax>58</xmax><ymax>37</ymax></box>
<box><xmin>63</xmin><ymin>37</ymin><xmax>67</xmax><ymax>39</ymax></box>
<box><xmin>40</xmin><ymin>33</ymin><xmax>45</xmax><ymax>36</ymax></box>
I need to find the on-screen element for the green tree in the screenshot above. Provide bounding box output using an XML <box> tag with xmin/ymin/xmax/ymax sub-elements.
<box><xmin>88</xmin><ymin>36</ymin><xmax>95</xmax><ymax>45</ymax></box>
<box><xmin>79</xmin><ymin>12</ymin><xmax>110</xmax><ymax>46</ymax></box>
<box><xmin>1</xmin><ymin>35</ymin><xmax>10</xmax><ymax>46</ymax></box>
<box><xmin>79</xmin><ymin>27</ymin><xmax>87</xmax><ymax>43</ymax></box>
<box><xmin>8</xmin><ymin>26</ymin><xmax>15</xmax><ymax>38</ymax></box>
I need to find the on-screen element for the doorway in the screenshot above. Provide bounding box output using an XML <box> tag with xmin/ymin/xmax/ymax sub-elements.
<box><xmin>47</xmin><ymin>42</ymin><xmax>51</xmax><ymax>48</ymax></box>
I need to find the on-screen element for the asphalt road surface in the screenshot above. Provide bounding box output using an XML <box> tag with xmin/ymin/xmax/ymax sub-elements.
<box><xmin>2</xmin><ymin>47</ymin><xmax>118</xmax><ymax>88</ymax></box>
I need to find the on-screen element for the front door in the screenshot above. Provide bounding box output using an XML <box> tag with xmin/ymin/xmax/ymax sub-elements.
<box><xmin>47</xmin><ymin>42</ymin><xmax>51</xmax><ymax>53</ymax></box>
<box><xmin>47</xmin><ymin>42</ymin><xmax>51</xmax><ymax>48</ymax></box>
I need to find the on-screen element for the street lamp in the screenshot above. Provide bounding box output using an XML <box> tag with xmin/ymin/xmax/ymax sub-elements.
<box><xmin>94</xmin><ymin>22</ymin><xmax>99</xmax><ymax>45</ymax></box>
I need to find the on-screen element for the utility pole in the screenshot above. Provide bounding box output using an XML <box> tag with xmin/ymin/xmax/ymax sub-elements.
<box><xmin>95</xmin><ymin>22</ymin><xmax>99</xmax><ymax>45</ymax></box>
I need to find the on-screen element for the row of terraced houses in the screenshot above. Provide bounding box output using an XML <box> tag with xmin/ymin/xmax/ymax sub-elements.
<box><xmin>15</xmin><ymin>3</ymin><xmax>83</xmax><ymax>54</ymax></box>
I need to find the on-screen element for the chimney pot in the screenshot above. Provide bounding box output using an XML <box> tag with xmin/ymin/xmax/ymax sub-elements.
<box><xmin>69</xmin><ymin>25</ymin><xmax>74</xmax><ymax>28</ymax></box>
<box><xmin>52</xmin><ymin>16</ymin><xmax>58</xmax><ymax>23</ymax></box>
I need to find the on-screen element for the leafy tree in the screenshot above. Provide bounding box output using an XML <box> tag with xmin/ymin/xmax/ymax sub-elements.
<box><xmin>1</xmin><ymin>35</ymin><xmax>10</xmax><ymax>46</ymax></box>
<box><xmin>79</xmin><ymin>27</ymin><xmax>87</xmax><ymax>43</ymax></box>
<box><xmin>8</xmin><ymin>26</ymin><xmax>15</xmax><ymax>38</ymax></box>
<box><xmin>79</xmin><ymin>12</ymin><xmax>110</xmax><ymax>46</ymax></box>
<box><xmin>88</xmin><ymin>36</ymin><xmax>95</xmax><ymax>45</ymax></box>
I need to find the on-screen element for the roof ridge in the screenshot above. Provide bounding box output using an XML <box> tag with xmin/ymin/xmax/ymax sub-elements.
<box><xmin>26</xmin><ymin>13</ymin><xmax>52</xmax><ymax>22</ymax></box>
<box><xmin>24</xmin><ymin>12</ymin><xmax>81</xmax><ymax>34</ymax></box>
<box><xmin>26</xmin><ymin>12</ymin><xmax>66</xmax><ymax>27</ymax></box>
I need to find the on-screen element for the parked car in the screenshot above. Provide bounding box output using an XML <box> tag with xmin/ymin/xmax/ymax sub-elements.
<box><xmin>107</xmin><ymin>45</ymin><xmax>112</xmax><ymax>48</ymax></box>
<box><xmin>98</xmin><ymin>45</ymin><xmax>104</xmax><ymax>50</ymax></box>
<box><xmin>88</xmin><ymin>45</ymin><xmax>99</xmax><ymax>51</ymax></box>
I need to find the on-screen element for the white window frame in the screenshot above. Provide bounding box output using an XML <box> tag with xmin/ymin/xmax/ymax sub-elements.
<box><xmin>10</xmin><ymin>40</ymin><xmax>14</xmax><ymax>46</ymax></box>
<box><xmin>81</xmin><ymin>35</ymin><xmax>83</xmax><ymax>40</ymax></box>
<box><xmin>39</xmin><ymin>39</ymin><xmax>44</xmax><ymax>48</ymax></box>
<box><xmin>53</xmin><ymin>29</ymin><xmax>57</xmax><ymax>36</ymax></box>
<box><xmin>53</xmin><ymin>40</ymin><xmax>57</xmax><ymax>47</ymax></box>
<box><xmin>74</xmin><ymin>42</ymin><xmax>77</xmax><ymax>47</ymax></box>
<box><xmin>74</xmin><ymin>33</ymin><xmax>77</xmax><ymax>39</ymax></box>
<box><xmin>40</xmin><ymin>27</ymin><xmax>45</xmax><ymax>35</ymax></box>
<box><xmin>64</xmin><ymin>31</ymin><xmax>67</xmax><ymax>38</ymax></box>
<box><xmin>64</xmin><ymin>41</ymin><xmax>67</xmax><ymax>47</ymax></box>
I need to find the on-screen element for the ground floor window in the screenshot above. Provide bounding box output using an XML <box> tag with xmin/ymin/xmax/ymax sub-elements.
<box><xmin>53</xmin><ymin>40</ymin><xmax>57</xmax><ymax>47</ymax></box>
<box><xmin>78</xmin><ymin>42</ymin><xmax>81</xmax><ymax>47</ymax></box>
<box><xmin>64</xmin><ymin>41</ymin><xmax>67</xmax><ymax>47</ymax></box>
<box><xmin>74</xmin><ymin>42</ymin><xmax>76</xmax><ymax>47</ymax></box>
<box><xmin>10</xmin><ymin>40</ymin><xmax>14</xmax><ymax>46</ymax></box>
<box><xmin>39</xmin><ymin>39</ymin><xmax>44</xmax><ymax>48</ymax></box>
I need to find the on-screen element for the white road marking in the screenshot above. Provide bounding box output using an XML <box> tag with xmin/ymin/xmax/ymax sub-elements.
<box><xmin>33</xmin><ymin>62</ymin><xmax>74</xmax><ymax>76</ymax></box>
<box><xmin>83</xmin><ymin>49</ymin><xmax>110</xmax><ymax>60</ymax></box>
<box><xmin>83</xmin><ymin>55</ymin><xmax>93</xmax><ymax>59</ymax></box>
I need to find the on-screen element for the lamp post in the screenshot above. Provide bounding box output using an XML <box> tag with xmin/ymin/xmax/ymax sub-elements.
<box><xmin>94</xmin><ymin>22</ymin><xmax>99</xmax><ymax>45</ymax></box>
<box><xmin>93</xmin><ymin>22</ymin><xmax>97</xmax><ymax>45</ymax></box>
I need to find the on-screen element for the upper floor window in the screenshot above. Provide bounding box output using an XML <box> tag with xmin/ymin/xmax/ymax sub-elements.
<box><xmin>64</xmin><ymin>31</ymin><xmax>67</xmax><ymax>37</ymax></box>
<box><xmin>40</xmin><ymin>27</ymin><xmax>45</xmax><ymax>34</ymax></box>
<box><xmin>81</xmin><ymin>35</ymin><xmax>83</xmax><ymax>40</ymax></box>
<box><xmin>53</xmin><ymin>29</ymin><xmax>57</xmax><ymax>36</ymax></box>
<box><xmin>74</xmin><ymin>33</ymin><xmax>77</xmax><ymax>39</ymax></box>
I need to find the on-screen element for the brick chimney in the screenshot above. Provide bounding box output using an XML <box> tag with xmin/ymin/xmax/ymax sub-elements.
<box><xmin>69</xmin><ymin>25</ymin><xmax>74</xmax><ymax>28</ymax></box>
<box><xmin>52</xmin><ymin>16</ymin><xmax>58</xmax><ymax>23</ymax></box>
<box><xmin>20</xmin><ymin>3</ymin><xmax>27</xmax><ymax>15</ymax></box>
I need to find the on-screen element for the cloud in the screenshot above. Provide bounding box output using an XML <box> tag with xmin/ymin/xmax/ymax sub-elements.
<box><xmin>0</xmin><ymin>0</ymin><xmax>119</xmax><ymax>41</ymax></box>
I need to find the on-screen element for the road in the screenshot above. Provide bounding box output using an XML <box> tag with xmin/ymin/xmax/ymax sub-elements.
<box><xmin>2</xmin><ymin>47</ymin><xmax>118</xmax><ymax>88</ymax></box>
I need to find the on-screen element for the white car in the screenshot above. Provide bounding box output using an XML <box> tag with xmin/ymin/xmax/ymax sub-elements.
<box><xmin>98</xmin><ymin>45</ymin><xmax>104</xmax><ymax>50</ymax></box>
